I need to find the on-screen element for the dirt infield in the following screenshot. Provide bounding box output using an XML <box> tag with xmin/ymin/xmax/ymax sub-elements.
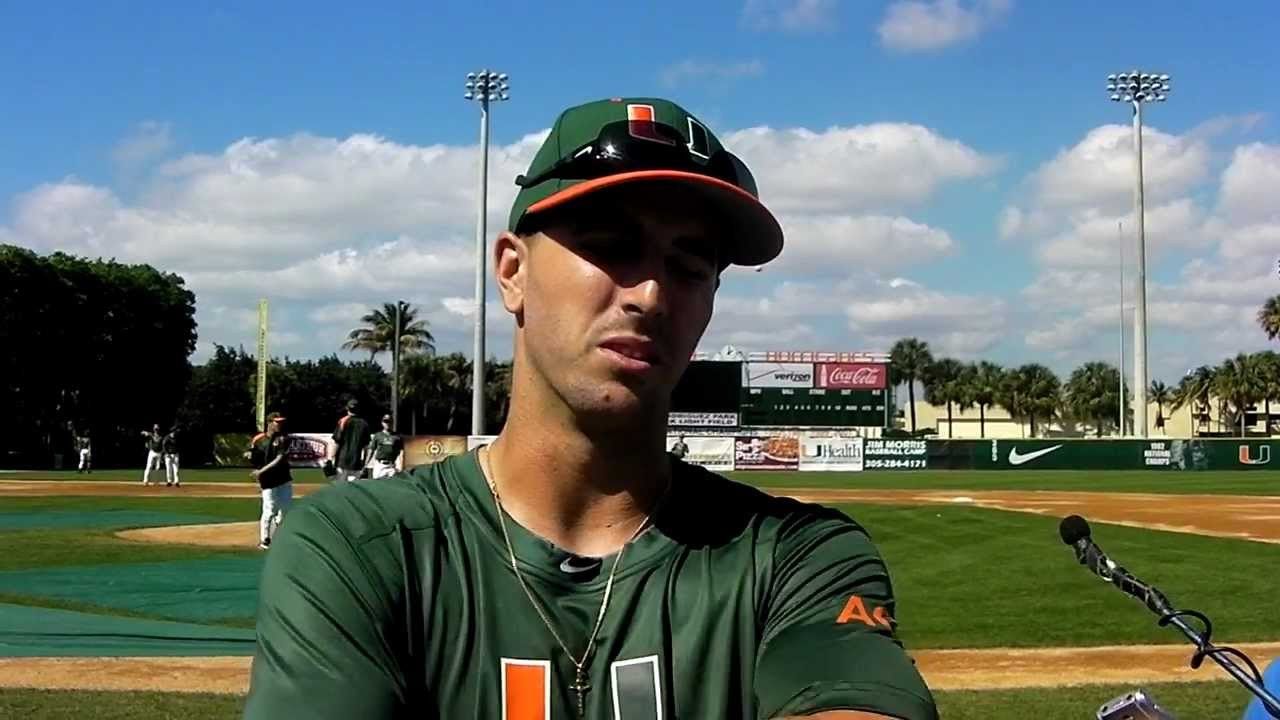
<box><xmin>2</xmin><ymin>643</ymin><xmax>1277</xmax><ymax>695</ymax></box>
<box><xmin>4</xmin><ymin>481</ymin><xmax>1279</xmax><ymax>693</ymax></box>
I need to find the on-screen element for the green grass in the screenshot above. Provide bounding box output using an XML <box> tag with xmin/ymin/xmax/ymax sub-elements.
<box><xmin>837</xmin><ymin>503</ymin><xmax>1280</xmax><ymax>648</ymax></box>
<box><xmin>0</xmin><ymin>681</ymin><xmax>1257</xmax><ymax>719</ymax></box>
<box><xmin>3</xmin><ymin>467</ymin><xmax>328</xmax><ymax>484</ymax></box>
<box><xmin>740</xmin><ymin>469</ymin><xmax>1280</xmax><ymax>495</ymax></box>
<box><xmin>935</xmin><ymin>680</ymin><xmax>1257</xmax><ymax>719</ymax></box>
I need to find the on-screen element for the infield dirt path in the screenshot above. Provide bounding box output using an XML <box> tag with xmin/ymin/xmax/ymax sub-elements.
<box><xmin>2</xmin><ymin>643</ymin><xmax>1277</xmax><ymax>695</ymax></box>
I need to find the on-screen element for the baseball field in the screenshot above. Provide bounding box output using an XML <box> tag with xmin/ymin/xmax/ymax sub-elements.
<box><xmin>0</xmin><ymin>467</ymin><xmax>1274</xmax><ymax>719</ymax></box>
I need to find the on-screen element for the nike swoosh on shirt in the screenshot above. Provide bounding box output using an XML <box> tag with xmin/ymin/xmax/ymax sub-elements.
<box><xmin>1008</xmin><ymin>445</ymin><xmax>1064</xmax><ymax>466</ymax></box>
<box><xmin>558</xmin><ymin>555</ymin><xmax>602</xmax><ymax>575</ymax></box>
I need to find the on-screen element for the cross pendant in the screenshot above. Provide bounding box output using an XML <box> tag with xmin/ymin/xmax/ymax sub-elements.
<box><xmin>570</xmin><ymin>668</ymin><xmax>591</xmax><ymax>717</ymax></box>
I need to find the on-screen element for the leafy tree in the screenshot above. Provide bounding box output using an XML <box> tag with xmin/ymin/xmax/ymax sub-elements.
<box><xmin>1148</xmin><ymin>380</ymin><xmax>1174</xmax><ymax>433</ymax></box>
<box><xmin>1259</xmin><ymin>294</ymin><xmax>1280</xmax><ymax>341</ymax></box>
<box><xmin>1000</xmin><ymin>364</ymin><xmax>1060</xmax><ymax>438</ymax></box>
<box><xmin>1253</xmin><ymin>350</ymin><xmax>1280</xmax><ymax>434</ymax></box>
<box><xmin>342</xmin><ymin>301</ymin><xmax>435</xmax><ymax>361</ymax></box>
<box><xmin>968</xmin><ymin>361</ymin><xmax>1004</xmax><ymax>439</ymax></box>
<box><xmin>1214</xmin><ymin>353</ymin><xmax>1264</xmax><ymax>437</ymax></box>
<box><xmin>889</xmin><ymin>338</ymin><xmax>933</xmax><ymax>433</ymax></box>
<box><xmin>923</xmin><ymin>358</ymin><xmax>970</xmax><ymax>438</ymax></box>
<box><xmin>1063</xmin><ymin>362</ymin><xmax>1121</xmax><ymax>437</ymax></box>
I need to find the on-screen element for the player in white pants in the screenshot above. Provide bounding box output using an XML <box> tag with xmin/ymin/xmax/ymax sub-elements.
<box><xmin>367</xmin><ymin>414</ymin><xmax>404</xmax><ymax>479</ymax></box>
<box><xmin>76</xmin><ymin>431</ymin><xmax>92</xmax><ymax>473</ymax></box>
<box><xmin>248</xmin><ymin>413</ymin><xmax>293</xmax><ymax>549</ymax></box>
<box><xmin>162</xmin><ymin>428</ymin><xmax>181</xmax><ymax>486</ymax></box>
<box><xmin>140</xmin><ymin>424</ymin><xmax>164</xmax><ymax>485</ymax></box>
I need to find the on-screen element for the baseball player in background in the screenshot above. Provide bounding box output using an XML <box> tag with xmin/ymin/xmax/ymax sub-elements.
<box><xmin>669</xmin><ymin>434</ymin><xmax>689</xmax><ymax>460</ymax></box>
<box><xmin>366</xmin><ymin>414</ymin><xmax>403</xmax><ymax>479</ymax></box>
<box><xmin>329</xmin><ymin>399</ymin><xmax>371</xmax><ymax>482</ymax></box>
<box><xmin>163</xmin><ymin>427</ymin><xmax>181</xmax><ymax>487</ymax></box>
<box><xmin>140</xmin><ymin>424</ymin><xmax>164</xmax><ymax>485</ymax></box>
<box><xmin>75</xmin><ymin>430</ymin><xmax>92</xmax><ymax>474</ymax></box>
<box><xmin>247</xmin><ymin>412</ymin><xmax>292</xmax><ymax>550</ymax></box>
<box><xmin>245</xmin><ymin>98</ymin><xmax>935</xmax><ymax>719</ymax></box>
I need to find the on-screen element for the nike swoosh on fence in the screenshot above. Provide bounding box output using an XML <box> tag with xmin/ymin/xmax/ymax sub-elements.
<box><xmin>1007</xmin><ymin>445</ymin><xmax>1064</xmax><ymax>466</ymax></box>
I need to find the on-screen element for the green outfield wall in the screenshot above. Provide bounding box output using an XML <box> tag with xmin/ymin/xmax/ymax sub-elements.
<box><xmin>927</xmin><ymin>438</ymin><xmax>1278</xmax><ymax>471</ymax></box>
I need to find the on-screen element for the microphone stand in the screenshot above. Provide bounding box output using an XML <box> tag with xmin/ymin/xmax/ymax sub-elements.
<box><xmin>1072</xmin><ymin>543</ymin><xmax>1280</xmax><ymax>718</ymax></box>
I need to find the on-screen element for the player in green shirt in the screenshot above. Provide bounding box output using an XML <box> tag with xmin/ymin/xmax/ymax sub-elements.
<box><xmin>245</xmin><ymin>97</ymin><xmax>936</xmax><ymax>720</ymax></box>
<box><xmin>330</xmin><ymin>399</ymin><xmax>372</xmax><ymax>482</ymax></box>
<box><xmin>367</xmin><ymin>414</ymin><xmax>404</xmax><ymax>479</ymax></box>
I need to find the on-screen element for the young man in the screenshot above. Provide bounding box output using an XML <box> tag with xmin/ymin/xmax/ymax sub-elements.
<box><xmin>330</xmin><ymin>399</ymin><xmax>371</xmax><ymax>482</ymax></box>
<box><xmin>162</xmin><ymin>427</ymin><xmax>181</xmax><ymax>487</ymax></box>
<box><xmin>669</xmin><ymin>434</ymin><xmax>689</xmax><ymax>460</ymax></box>
<box><xmin>75</xmin><ymin>430</ymin><xmax>92</xmax><ymax>474</ymax></box>
<box><xmin>366</xmin><ymin>414</ymin><xmax>403</xmax><ymax>479</ymax></box>
<box><xmin>140</xmin><ymin>424</ymin><xmax>163</xmax><ymax>485</ymax></box>
<box><xmin>246</xmin><ymin>98</ymin><xmax>936</xmax><ymax>719</ymax></box>
<box><xmin>247</xmin><ymin>412</ymin><xmax>292</xmax><ymax>550</ymax></box>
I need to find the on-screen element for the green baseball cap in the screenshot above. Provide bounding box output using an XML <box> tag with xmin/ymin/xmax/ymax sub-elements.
<box><xmin>508</xmin><ymin>97</ymin><xmax>783</xmax><ymax>267</ymax></box>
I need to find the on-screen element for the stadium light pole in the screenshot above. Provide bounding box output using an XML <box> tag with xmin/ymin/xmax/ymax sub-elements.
<box><xmin>1107</xmin><ymin>69</ymin><xmax>1170</xmax><ymax>439</ymax></box>
<box><xmin>464</xmin><ymin>70</ymin><xmax>510</xmax><ymax>437</ymax></box>
<box><xmin>1118</xmin><ymin>221</ymin><xmax>1126</xmax><ymax>437</ymax></box>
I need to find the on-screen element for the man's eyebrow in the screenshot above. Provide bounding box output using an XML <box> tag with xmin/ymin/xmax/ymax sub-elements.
<box><xmin>671</xmin><ymin>236</ymin><xmax>719</xmax><ymax>267</ymax></box>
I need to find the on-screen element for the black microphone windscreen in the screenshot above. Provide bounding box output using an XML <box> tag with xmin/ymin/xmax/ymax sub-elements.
<box><xmin>1059</xmin><ymin>515</ymin><xmax>1091</xmax><ymax>545</ymax></box>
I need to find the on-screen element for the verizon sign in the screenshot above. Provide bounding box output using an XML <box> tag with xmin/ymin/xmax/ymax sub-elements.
<box><xmin>816</xmin><ymin>363</ymin><xmax>887</xmax><ymax>390</ymax></box>
<box><xmin>742</xmin><ymin>362</ymin><xmax>814</xmax><ymax>388</ymax></box>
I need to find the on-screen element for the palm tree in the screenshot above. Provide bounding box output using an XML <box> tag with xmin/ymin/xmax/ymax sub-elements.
<box><xmin>1254</xmin><ymin>350</ymin><xmax>1280</xmax><ymax>434</ymax></box>
<box><xmin>1000</xmin><ymin>364</ymin><xmax>1060</xmax><ymax>438</ymax></box>
<box><xmin>1213</xmin><ymin>353</ymin><xmax>1263</xmax><ymax>437</ymax></box>
<box><xmin>969</xmin><ymin>361</ymin><xmax>1003</xmax><ymax>438</ymax></box>
<box><xmin>1149</xmin><ymin>380</ymin><xmax>1174</xmax><ymax>434</ymax></box>
<box><xmin>890</xmin><ymin>338</ymin><xmax>934</xmax><ymax>433</ymax></box>
<box><xmin>1063</xmin><ymin>362</ymin><xmax>1121</xmax><ymax>437</ymax></box>
<box><xmin>1174</xmin><ymin>365</ymin><xmax>1215</xmax><ymax>436</ymax></box>
<box><xmin>485</xmin><ymin>359</ymin><xmax>514</xmax><ymax>431</ymax></box>
<box><xmin>436</xmin><ymin>353</ymin><xmax>473</xmax><ymax>433</ymax></box>
<box><xmin>1259</xmin><ymin>295</ymin><xmax>1280</xmax><ymax>341</ymax></box>
<box><xmin>342</xmin><ymin>301</ymin><xmax>436</xmax><ymax>362</ymax></box>
<box><xmin>923</xmin><ymin>358</ymin><xmax>970</xmax><ymax>438</ymax></box>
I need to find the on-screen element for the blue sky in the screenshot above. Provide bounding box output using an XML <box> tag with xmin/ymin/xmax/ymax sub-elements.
<box><xmin>3</xmin><ymin>0</ymin><xmax>1278</xmax><ymax>383</ymax></box>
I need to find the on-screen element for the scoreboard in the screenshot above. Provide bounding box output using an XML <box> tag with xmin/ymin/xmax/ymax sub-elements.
<box><xmin>669</xmin><ymin>351</ymin><xmax>893</xmax><ymax>429</ymax></box>
<box><xmin>739</xmin><ymin>387</ymin><xmax>888</xmax><ymax>428</ymax></box>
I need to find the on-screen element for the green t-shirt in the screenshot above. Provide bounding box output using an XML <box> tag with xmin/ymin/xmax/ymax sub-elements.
<box><xmin>368</xmin><ymin>430</ymin><xmax>403</xmax><ymax>464</ymax></box>
<box><xmin>332</xmin><ymin>415</ymin><xmax>372</xmax><ymax>469</ymax></box>
<box><xmin>244</xmin><ymin>451</ymin><xmax>936</xmax><ymax>719</ymax></box>
<box><xmin>145</xmin><ymin>432</ymin><xmax>163</xmax><ymax>452</ymax></box>
<box><xmin>162</xmin><ymin>433</ymin><xmax>179</xmax><ymax>454</ymax></box>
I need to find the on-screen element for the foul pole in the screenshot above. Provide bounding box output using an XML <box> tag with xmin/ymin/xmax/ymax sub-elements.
<box><xmin>256</xmin><ymin>299</ymin><xmax>268</xmax><ymax>430</ymax></box>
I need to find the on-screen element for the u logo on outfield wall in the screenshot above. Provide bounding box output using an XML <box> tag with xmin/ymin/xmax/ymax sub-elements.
<box><xmin>1239</xmin><ymin>445</ymin><xmax>1272</xmax><ymax>465</ymax></box>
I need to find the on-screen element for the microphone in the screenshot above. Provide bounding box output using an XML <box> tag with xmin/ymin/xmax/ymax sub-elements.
<box><xmin>1060</xmin><ymin>514</ymin><xmax>1280</xmax><ymax>719</ymax></box>
<box><xmin>1058</xmin><ymin>515</ymin><xmax>1173</xmax><ymax>616</ymax></box>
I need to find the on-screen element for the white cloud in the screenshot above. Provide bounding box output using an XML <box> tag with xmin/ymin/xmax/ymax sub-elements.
<box><xmin>771</xmin><ymin>213</ymin><xmax>954</xmax><ymax>275</ymax></box>
<box><xmin>1035</xmin><ymin>198</ymin><xmax>1207</xmax><ymax>269</ymax></box>
<box><xmin>1217</xmin><ymin>142</ymin><xmax>1280</xmax><ymax>222</ymax></box>
<box><xmin>660</xmin><ymin>59</ymin><xmax>765</xmax><ymax>88</ymax></box>
<box><xmin>1028</xmin><ymin>124</ymin><xmax>1210</xmax><ymax>213</ymax></box>
<box><xmin>727</xmin><ymin>122</ymin><xmax>998</xmax><ymax>214</ymax></box>
<box><xmin>1</xmin><ymin>117</ymin><xmax>995</xmax><ymax>365</ymax></box>
<box><xmin>741</xmin><ymin>0</ymin><xmax>838</xmax><ymax>32</ymax></box>
<box><xmin>877</xmin><ymin>0</ymin><xmax>1011</xmax><ymax>53</ymax></box>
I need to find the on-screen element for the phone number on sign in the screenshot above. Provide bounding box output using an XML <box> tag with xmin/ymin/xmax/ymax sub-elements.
<box><xmin>865</xmin><ymin>459</ymin><xmax>927</xmax><ymax>469</ymax></box>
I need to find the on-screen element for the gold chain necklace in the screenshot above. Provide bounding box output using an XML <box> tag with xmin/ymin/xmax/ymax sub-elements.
<box><xmin>478</xmin><ymin>446</ymin><xmax>665</xmax><ymax>718</ymax></box>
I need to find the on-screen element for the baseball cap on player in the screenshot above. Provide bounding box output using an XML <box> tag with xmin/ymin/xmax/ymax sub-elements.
<box><xmin>508</xmin><ymin>97</ymin><xmax>783</xmax><ymax>267</ymax></box>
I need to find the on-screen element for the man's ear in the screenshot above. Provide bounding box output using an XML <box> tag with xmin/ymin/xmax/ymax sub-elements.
<box><xmin>494</xmin><ymin>230</ymin><xmax>528</xmax><ymax>315</ymax></box>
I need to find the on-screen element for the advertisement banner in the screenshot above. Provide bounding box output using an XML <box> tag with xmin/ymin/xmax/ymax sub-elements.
<box><xmin>668</xmin><ymin>412</ymin><xmax>739</xmax><ymax>428</ymax></box>
<box><xmin>667</xmin><ymin>436</ymin><xmax>735</xmax><ymax>471</ymax></box>
<box><xmin>815</xmin><ymin>363</ymin><xmax>888</xmax><ymax>390</ymax></box>
<box><xmin>403</xmin><ymin>435</ymin><xmax>468</xmax><ymax>468</ymax></box>
<box><xmin>799</xmin><ymin>434</ymin><xmax>864</xmax><ymax>472</ymax></box>
<box><xmin>741</xmin><ymin>362</ymin><xmax>814</xmax><ymax>388</ymax></box>
<box><xmin>734</xmin><ymin>436</ymin><xmax>799</xmax><ymax>470</ymax></box>
<box><xmin>863</xmin><ymin>438</ymin><xmax>928</xmax><ymax>470</ymax></box>
<box><xmin>287</xmin><ymin>433</ymin><xmax>335</xmax><ymax>468</ymax></box>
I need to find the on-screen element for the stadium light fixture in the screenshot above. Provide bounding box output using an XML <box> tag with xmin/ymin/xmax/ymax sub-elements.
<box><xmin>464</xmin><ymin>69</ymin><xmax>510</xmax><ymax>437</ymax></box>
<box><xmin>1107</xmin><ymin>69</ymin><xmax>1171</xmax><ymax>438</ymax></box>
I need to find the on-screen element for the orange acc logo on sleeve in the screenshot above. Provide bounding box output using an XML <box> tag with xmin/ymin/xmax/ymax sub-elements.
<box><xmin>836</xmin><ymin>595</ymin><xmax>893</xmax><ymax>629</ymax></box>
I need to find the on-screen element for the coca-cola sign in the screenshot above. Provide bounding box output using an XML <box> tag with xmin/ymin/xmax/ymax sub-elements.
<box><xmin>816</xmin><ymin>363</ymin><xmax>887</xmax><ymax>390</ymax></box>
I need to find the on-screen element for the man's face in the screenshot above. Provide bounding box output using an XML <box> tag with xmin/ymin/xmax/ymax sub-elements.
<box><xmin>153</xmin><ymin>425</ymin><xmax>160</xmax><ymax>434</ymax></box>
<box><xmin>501</xmin><ymin>182</ymin><xmax>723</xmax><ymax>426</ymax></box>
